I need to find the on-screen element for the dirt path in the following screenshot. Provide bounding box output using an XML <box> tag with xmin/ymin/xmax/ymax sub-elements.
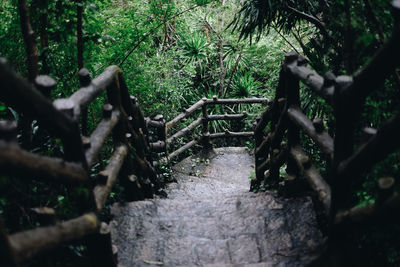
<box><xmin>110</xmin><ymin>147</ymin><xmax>322</xmax><ymax>266</ymax></box>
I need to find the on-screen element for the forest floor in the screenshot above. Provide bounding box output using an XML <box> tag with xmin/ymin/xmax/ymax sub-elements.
<box><xmin>110</xmin><ymin>147</ymin><xmax>323</xmax><ymax>266</ymax></box>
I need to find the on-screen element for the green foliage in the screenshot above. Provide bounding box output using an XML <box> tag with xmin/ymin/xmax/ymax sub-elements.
<box><xmin>230</xmin><ymin>72</ymin><xmax>260</xmax><ymax>97</ymax></box>
<box><xmin>179</xmin><ymin>33</ymin><xmax>209</xmax><ymax>63</ymax></box>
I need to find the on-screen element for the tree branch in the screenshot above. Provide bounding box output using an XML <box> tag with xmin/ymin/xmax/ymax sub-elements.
<box><xmin>285</xmin><ymin>5</ymin><xmax>330</xmax><ymax>40</ymax></box>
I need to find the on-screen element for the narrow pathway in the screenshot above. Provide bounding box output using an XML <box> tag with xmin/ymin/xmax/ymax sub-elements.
<box><xmin>110</xmin><ymin>147</ymin><xmax>322</xmax><ymax>266</ymax></box>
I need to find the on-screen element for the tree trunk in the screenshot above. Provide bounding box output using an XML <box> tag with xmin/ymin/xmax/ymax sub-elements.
<box><xmin>39</xmin><ymin>0</ymin><xmax>49</xmax><ymax>74</ymax></box>
<box><xmin>77</xmin><ymin>0</ymin><xmax>84</xmax><ymax>69</ymax></box>
<box><xmin>218</xmin><ymin>39</ymin><xmax>226</xmax><ymax>97</ymax></box>
<box><xmin>18</xmin><ymin>0</ymin><xmax>39</xmax><ymax>149</ymax></box>
<box><xmin>343</xmin><ymin>0</ymin><xmax>354</xmax><ymax>74</ymax></box>
<box><xmin>18</xmin><ymin>0</ymin><xmax>39</xmax><ymax>81</ymax></box>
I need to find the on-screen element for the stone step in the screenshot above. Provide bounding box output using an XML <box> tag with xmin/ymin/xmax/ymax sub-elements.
<box><xmin>111</xmin><ymin>148</ymin><xmax>323</xmax><ymax>266</ymax></box>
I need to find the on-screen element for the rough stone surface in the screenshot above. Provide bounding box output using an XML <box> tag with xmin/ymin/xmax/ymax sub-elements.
<box><xmin>111</xmin><ymin>147</ymin><xmax>323</xmax><ymax>267</ymax></box>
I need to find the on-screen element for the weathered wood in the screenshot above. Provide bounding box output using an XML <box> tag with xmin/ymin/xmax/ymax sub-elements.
<box><xmin>9</xmin><ymin>213</ymin><xmax>99</xmax><ymax>263</ymax></box>
<box><xmin>335</xmin><ymin>193</ymin><xmax>400</xmax><ymax>227</ymax></box>
<box><xmin>169</xmin><ymin>139</ymin><xmax>198</xmax><ymax>160</ymax></box>
<box><xmin>93</xmin><ymin>145</ymin><xmax>128</xmax><ymax>211</ymax></box>
<box><xmin>266</xmin><ymin>148</ymin><xmax>288</xmax><ymax>184</ymax></box>
<box><xmin>167</xmin><ymin>117</ymin><xmax>202</xmax><ymax>144</ymax></box>
<box><xmin>201</xmin><ymin>101</ymin><xmax>212</xmax><ymax>149</ymax></box>
<box><xmin>86</xmin><ymin>223</ymin><xmax>118</xmax><ymax>267</ymax></box>
<box><xmin>0</xmin><ymin>60</ymin><xmax>84</xmax><ymax>149</ymax></box>
<box><xmin>338</xmin><ymin>113</ymin><xmax>400</xmax><ymax>180</ymax></box>
<box><xmin>79</xmin><ymin>69</ymin><xmax>91</xmax><ymax>136</ymax></box>
<box><xmin>68</xmin><ymin>66</ymin><xmax>121</xmax><ymax>116</ymax></box>
<box><xmin>209</xmin><ymin>131</ymin><xmax>254</xmax><ymax>138</ymax></box>
<box><xmin>285</xmin><ymin>59</ymin><xmax>327</xmax><ymax>101</ymax></box>
<box><xmin>125</xmin><ymin>128</ymin><xmax>147</xmax><ymax>159</ymax></box>
<box><xmin>149</xmin><ymin>141</ymin><xmax>166</xmax><ymax>152</ymax></box>
<box><xmin>30</xmin><ymin>207</ymin><xmax>57</xmax><ymax>226</ymax></box>
<box><xmin>256</xmin><ymin>157</ymin><xmax>270</xmax><ymax>177</ymax></box>
<box><xmin>131</xmin><ymin>150</ymin><xmax>159</xmax><ymax>188</ymax></box>
<box><xmin>377</xmin><ymin>177</ymin><xmax>395</xmax><ymax>204</ymax></box>
<box><xmin>290</xmin><ymin>146</ymin><xmax>331</xmax><ymax>215</ymax></box>
<box><xmin>35</xmin><ymin>75</ymin><xmax>56</xmax><ymax>98</ymax></box>
<box><xmin>254</xmin><ymin>103</ymin><xmax>272</xmax><ymax>147</ymax></box>
<box><xmin>0</xmin><ymin>120</ymin><xmax>18</xmax><ymax>142</ymax></box>
<box><xmin>86</xmin><ymin>110</ymin><xmax>121</xmax><ymax>167</ymax></box>
<box><xmin>130</xmin><ymin>96</ymin><xmax>149</xmax><ymax>137</ymax></box>
<box><xmin>0</xmin><ymin>217</ymin><xmax>17</xmax><ymax>267</ymax></box>
<box><xmin>0</xmin><ymin>141</ymin><xmax>88</xmax><ymax>184</ymax></box>
<box><xmin>166</xmin><ymin>99</ymin><xmax>204</xmax><ymax>130</ymax></box>
<box><xmin>204</xmin><ymin>97</ymin><xmax>269</xmax><ymax>105</ymax></box>
<box><xmin>361</xmin><ymin>127</ymin><xmax>377</xmax><ymax>143</ymax></box>
<box><xmin>146</xmin><ymin>119</ymin><xmax>165</xmax><ymax>128</ymax></box>
<box><xmin>332</xmin><ymin>75</ymin><xmax>355</xmax><ymax>210</ymax></box>
<box><xmin>287</xmin><ymin>106</ymin><xmax>334</xmax><ymax>157</ymax></box>
<box><xmin>285</xmin><ymin>55</ymin><xmax>301</xmax><ymax>176</ymax></box>
<box><xmin>342</xmin><ymin>3</ymin><xmax>400</xmax><ymax>104</ymax></box>
<box><xmin>207</xmin><ymin>113</ymin><xmax>248</xmax><ymax>121</ymax></box>
<box><xmin>255</xmin><ymin>134</ymin><xmax>271</xmax><ymax>158</ymax></box>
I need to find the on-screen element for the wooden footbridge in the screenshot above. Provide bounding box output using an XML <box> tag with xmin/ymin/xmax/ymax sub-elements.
<box><xmin>1</xmin><ymin>2</ymin><xmax>400</xmax><ymax>266</ymax></box>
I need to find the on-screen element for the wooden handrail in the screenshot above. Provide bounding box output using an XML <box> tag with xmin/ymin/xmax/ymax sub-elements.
<box><xmin>287</xmin><ymin>106</ymin><xmax>334</xmax><ymax>157</ymax></box>
<box><xmin>0</xmin><ymin>141</ymin><xmax>88</xmax><ymax>184</ymax></box>
<box><xmin>9</xmin><ymin>213</ymin><xmax>99</xmax><ymax>263</ymax></box>
<box><xmin>0</xmin><ymin>61</ymin><xmax>160</xmax><ymax>266</ymax></box>
<box><xmin>254</xmin><ymin>3</ymin><xmax>400</xmax><ymax>261</ymax></box>
<box><xmin>165</xmin><ymin>97</ymin><xmax>269</xmax><ymax>161</ymax></box>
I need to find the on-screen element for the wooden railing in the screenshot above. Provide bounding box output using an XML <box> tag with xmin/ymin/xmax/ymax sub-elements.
<box><xmin>254</xmin><ymin>1</ymin><xmax>400</xmax><ymax>262</ymax></box>
<box><xmin>165</xmin><ymin>96</ymin><xmax>269</xmax><ymax>160</ymax></box>
<box><xmin>0</xmin><ymin>60</ymin><xmax>162</xmax><ymax>266</ymax></box>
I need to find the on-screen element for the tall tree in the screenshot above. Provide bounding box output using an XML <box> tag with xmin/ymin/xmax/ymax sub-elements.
<box><xmin>18</xmin><ymin>0</ymin><xmax>39</xmax><ymax>81</ymax></box>
<box><xmin>77</xmin><ymin>0</ymin><xmax>84</xmax><ymax>69</ymax></box>
<box><xmin>39</xmin><ymin>0</ymin><xmax>49</xmax><ymax>73</ymax></box>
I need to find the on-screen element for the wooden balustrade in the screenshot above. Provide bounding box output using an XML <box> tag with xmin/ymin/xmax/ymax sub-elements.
<box><xmin>0</xmin><ymin>61</ymin><xmax>161</xmax><ymax>266</ymax></box>
<box><xmin>165</xmin><ymin>96</ymin><xmax>269</xmax><ymax>161</ymax></box>
<box><xmin>254</xmin><ymin>1</ymin><xmax>400</xmax><ymax>262</ymax></box>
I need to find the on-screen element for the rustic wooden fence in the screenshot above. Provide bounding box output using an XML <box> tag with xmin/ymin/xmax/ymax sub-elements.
<box><xmin>0</xmin><ymin>60</ymin><xmax>164</xmax><ymax>267</ymax></box>
<box><xmin>254</xmin><ymin>1</ymin><xmax>400</xmax><ymax>262</ymax></box>
<box><xmin>165</xmin><ymin>96</ymin><xmax>269</xmax><ymax>160</ymax></box>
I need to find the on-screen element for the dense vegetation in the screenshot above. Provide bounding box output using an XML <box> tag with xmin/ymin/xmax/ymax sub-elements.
<box><xmin>0</xmin><ymin>0</ymin><xmax>400</xmax><ymax>265</ymax></box>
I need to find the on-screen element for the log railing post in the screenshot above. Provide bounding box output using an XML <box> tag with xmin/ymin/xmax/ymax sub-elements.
<box><xmin>86</xmin><ymin>222</ymin><xmax>118</xmax><ymax>267</ymax></box>
<box><xmin>332</xmin><ymin>75</ymin><xmax>354</xmax><ymax>211</ymax></box>
<box><xmin>201</xmin><ymin>97</ymin><xmax>212</xmax><ymax>149</ymax></box>
<box><xmin>0</xmin><ymin>217</ymin><xmax>17</xmax><ymax>267</ymax></box>
<box><xmin>266</xmin><ymin>66</ymin><xmax>289</xmax><ymax>186</ymax></box>
<box><xmin>285</xmin><ymin>52</ymin><xmax>301</xmax><ymax>177</ymax></box>
<box><xmin>34</xmin><ymin>75</ymin><xmax>56</xmax><ymax>99</ymax></box>
<box><xmin>0</xmin><ymin>121</ymin><xmax>18</xmax><ymax>143</ymax></box>
<box><xmin>154</xmin><ymin>114</ymin><xmax>167</xmax><ymax>155</ymax></box>
<box><xmin>78</xmin><ymin>68</ymin><xmax>92</xmax><ymax>136</ymax></box>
